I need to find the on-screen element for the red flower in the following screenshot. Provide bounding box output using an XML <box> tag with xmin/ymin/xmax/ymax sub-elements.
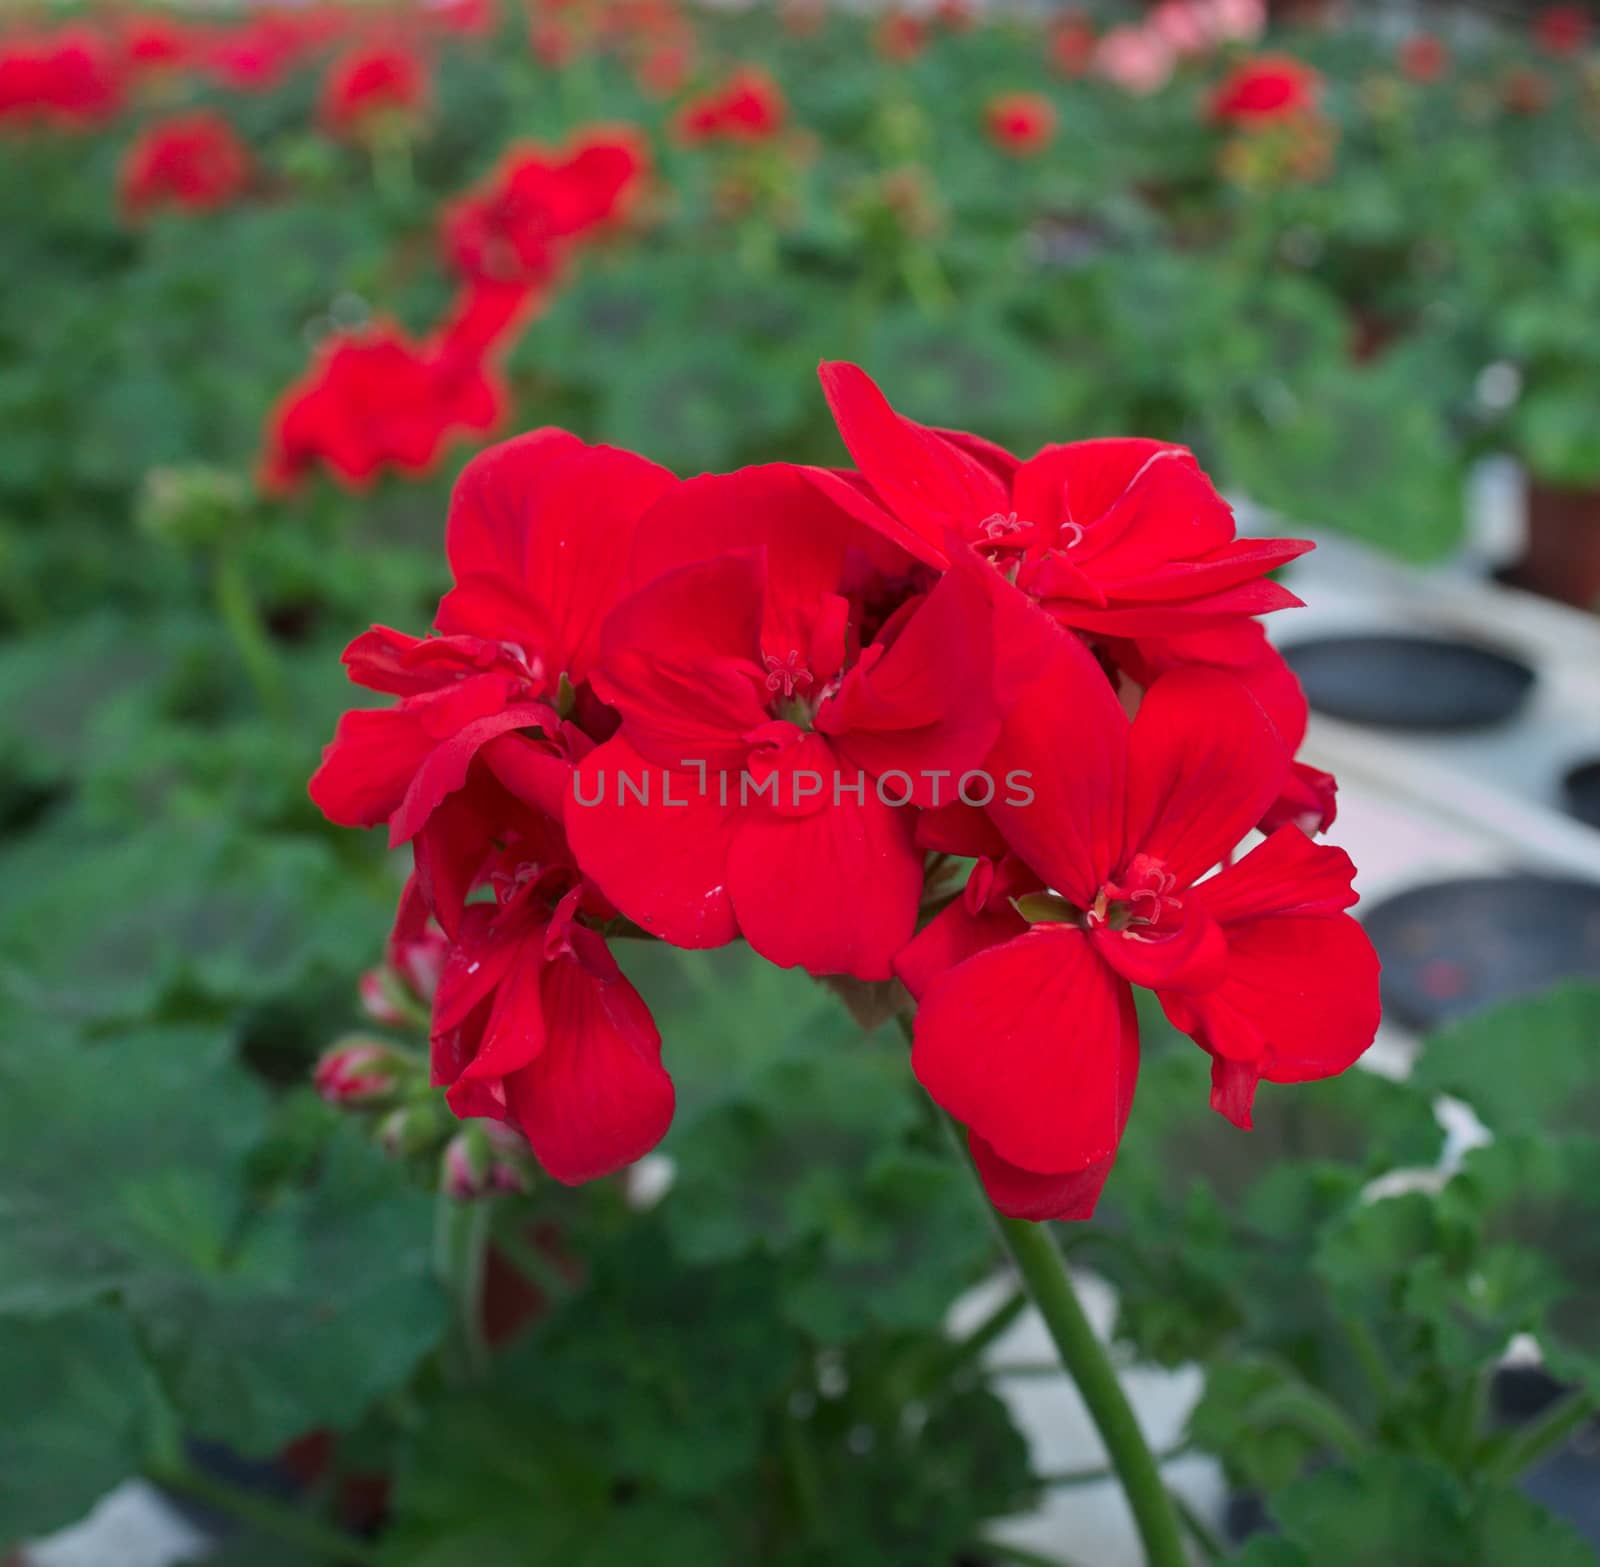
<box><xmin>804</xmin><ymin>361</ymin><xmax>1310</xmax><ymax>645</ymax></box>
<box><xmin>675</xmin><ymin>67</ymin><xmax>786</xmax><ymax>143</ymax></box>
<box><xmin>199</xmin><ymin>17</ymin><xmax>304</xmax><ymax>93</ymax></box>
<box><xmin>565</xmin><ymin>466</ymin><xmax>1000</xmax><ymax>980</ymax></box>
<box><xmin>320</xmin><ymin>42</ymin><xmax>430</xmax><ymax>140</ymax></box>
<box><xmin>1050</xmin><ymin>14</ymin><xmax>1097</xmax><ymax>76</ymax></box>
<box><xmin>442</xmin><ymin>128</ymin><xmax>649</xmax><ymax>288</ymax></box>
<box><xmin>431</xmin><ymin>858</ymin><xmax>673</xmax><ymax>1184</ymax></box>
<box><xmin>423</xmin><ymin>0</ymin><xmax>500</xmax><ymax>37</ymax></box>
<box><xmin>309</xmin><ymin>430</ymin><xmax>677</xmax><ymax>931</ymax></box>
<box><xmin>1535</xmin><ymin>5</ymin><xmax>1590</xmax><ymax>55</ymax></box>
<box><xmin>120</xmin><ymin>112</ymin><xmax>251</xmax><ymax>220</ymax></box>
<box><xmin>311</xmin><ymin>433</ymin><xmax>681</xmax><ymax>1183</ymax></box>
<box><xmin>120</xmin><ymin>14</ymin><xmax>192</xmax><ymax>78</ymax></box>
<box><xmin>1208</xmin><ymin>54</ymin><xmax>1322</xmax><ymax>127</ymax></box>
<box><xmin>899</xmin><ymin>617</ymin><xmax>1379</xmax><ymax>1221</ymax></box>
<box><xmin>874</xmin><ymin>11</ymin><xmax>927</xmax><ymax>62</ymax></box>
<box><xmin>0</xmin><ymin>26</ymin><xmax>122</xmax><ymax>130</ymax></box>
<box><xmin>262</xmin><ymin>323</ymin><xmax>505</xmax><ymax>493</ymax></box>
<box><xmin>1398</xmin><ymin>33</ymin><xmax>1449</xmax><ymax>84</ymax></box>
<box><xmin>985</xmin><ymin>92</ymin><xmax>1057</xmax><ymax>155</ymax></box>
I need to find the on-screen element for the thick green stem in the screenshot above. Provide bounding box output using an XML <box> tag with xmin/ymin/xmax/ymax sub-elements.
<box><xmin>154</xmin><ymin>1460</ymin><xmax>382</xmax><ymax>1565</ymax></box>
<box><xmin>898</xmin><ymin>1010</ymin><xmax>1187</xmax><ymax>1566</ymax></box>
<box><xmin>1486</xmin><ymin>1388</ymin><xmax>1595</xmax><ymax>1483</ymax></box>
<box><xmin>987</xmin><ymin>1212</ymin><xmax>1191</xmax><ymax>1567</ymax></box>
<box><xmin>434</xmin><ymin>1191</ymin><xmax>492</xmax><ymax>1382</ymax></box>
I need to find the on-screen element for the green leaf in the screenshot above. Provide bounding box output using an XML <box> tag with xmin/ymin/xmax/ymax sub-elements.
<box><xmin>1413</xmin><ymin>984</ymin><xmax>1600</xmax><ymax>1138</ymax></box>
<box><xmin>0</xmin><ymin>1026</ymin><xmax>446</xmax><ymax>1452</ymax></box>
<box><xmin>1188</xmin><ymin>1359</ymin><xmax>1328</xmax><ymax>1491</ymax></box>
<box><xmin>1231</xmin><ymin>1454</ymin><xmax>1599</xmax><ymax>1567</ymax></box>
<box><xmin>0</xmin><ymin>1306</ymin><xmax>170</xmax><ymax>1542</ymax></box>
<box><xmin>139</xmin><ymin>1125</ymin><xmax>448</xmax><ymax>1454</ymax></box>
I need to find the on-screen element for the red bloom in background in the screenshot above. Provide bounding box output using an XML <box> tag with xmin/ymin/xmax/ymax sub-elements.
<box><xmin>199</xmin><ymin>16</ymin><xmax>304</xmax><ymax>93</ymax></box>
<box><xmin>806</xmin><ymin>361</ymin><xmax>1310</xmax><ymax>647</ymax></box>
<box><xmin>120</xmin><ymin>14</ymin><xmax>192</xmax><ymax>79</ymax></box>
<box><xmin>1208</xmin><ymin>54</ymin><xmax>1322</xmax><ymax>126</ymax></box>
<box><xmin>900</xmin><ymin>618</ymin><xmax>1379</xmax><ymax>1221</ymax></box>
<box><xmin>0</xmin><ymin>26</ymin><xmax>123</xmax><ymax>130</ymax></box>
<box><xmin>423</xmin><ymin>0</ymin><xmax>501</xmax><ymax>37</ymax></box>
<box><xmin>1398</xmin><ymin>33</ymin><xmax>1449</xmax><ymax>84</ymax></box>
<box><xmin>1050</xmin><ymin>13</ymin><xmax>1097</xmax><ymax>76</ymax></box>
<box><xmin>442</xmin><ymin>128</ymin><xmax>649</xmax><ymax>288</ymax></box>
<box><xmin>1535</xmin><ymin>5</ymin><xmax>1590</xmax><ymax>54</ymax></box>
<box><xmin>263</xmin><ymin>323</ymin><xmax>504</xmax><ymax>492</ymax></box>
<box><xmin>985</xmin><ymin>92</ymin><xmax>1057</xmax><ymax>155</ymax></box>
<box><xmin>675</xmin><ymin>67</ymin><xmax>786</xmax><ymax>142</ymax></box>
<box><xmin>320</xmin><ymin>41</ymin><xmax>430</xmax><ymax>140</ymax></box>
<box><xmin>566</xmin><ymin>466</ymin><xmax>1000</xmax><ymax>980</ymax></box>
<box><xmin>120</xmin><ymin>112</ymin><xmax>251</xmax><ymax>220</ymax></box>
<box><xmin>874</xmin><ymin>10</ymin><xmax>927</xmax><ymax>62</ymax></box>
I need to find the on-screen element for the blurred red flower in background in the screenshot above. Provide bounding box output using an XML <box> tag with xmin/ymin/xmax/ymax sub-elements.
<box><xmin>1398</xmin><ymin>33</ymin><xmax>1450</xmax><ymax>83</ymax></box>
<box><xmin>985</xmin><ymin>91</ymin><xmax>1058</xmax><ymax>155</ymax></box>
<box><xmin>0</xmin><ymin>25</ymin><xmax>123</xmax><ymax>130</ymax></box>
<box><xmin>442</xmin><ymin>129</ymin><xmax>649</xmax><ymax>288</ymax></box>
<box><xmin>874</xmin><ymin>10</ymin><xmax>928</xmax><ymax>62</ymax></box>
<box><xmin>676</xmin><ymin>66</ymin><xmax>787</xmax><ymax>142</ymax></box>
<box><xmin>1208</xmin><ymin>54</ymin><xmax>1322</xmax><ymax>126</ymax></box>
<box><xmin>120</xmin><ymin>111</ymin><xmax>252</xmax><ymax>219</ymax></box>
<box><xmin>1050</xmin><ymin>13</ymin><xmax>1097</xmax><ymax>76</ymax></box>
<box><xmin>1534</xmin><ymin>5</ymin><xmax>1591</xmax><ymax>55</ymax></box>
<box><xmin>320</xmin><ymin>41</ymin><xmax>431</xmax><ymax>139</ymax></box>
<box><xmin>263</xmin><ymin>324</ymin><xmax>505</xmax><ymax>491</ymax></box>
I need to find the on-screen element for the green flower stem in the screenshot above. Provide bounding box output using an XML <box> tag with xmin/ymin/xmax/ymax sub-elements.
<box><xmin>1486</xmin><ymin>1388</ymin><xmax>1596</xmax><ymax>1484</ymax></box>
<box><xmin>153</xmin><ymin>1459</ymin><xmax>383</xmax><ymax>1565</ymax></box>
<box><xmin>983</xmin><ymin>1208</ymin><xmax>1191</xmax><ymax>1567</ymax></box>
<box><xmin>213</xmin><ymin>546</ymin><xmax>289</xmax><ymax>724</ymax></box>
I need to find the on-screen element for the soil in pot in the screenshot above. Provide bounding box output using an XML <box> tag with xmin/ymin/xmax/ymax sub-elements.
<box><xmin>1502</xmin><ymin>480</ymin><xmax>1600</xmax><ymax>612</ymax></box>
<box><xmin>1280</xmin><ymin>634</ymin><xmax>1535</xmax><ymax>732</ymax></box>
<box><xmin>1563</xmin><ymin>759</ymin><xmax>1600</xmax><ymax>832</ymax></box>
<box><xmin>1362</xmin><ymin>874</ymin><xmax>1600</xmax><ymax>1032</ymax></box>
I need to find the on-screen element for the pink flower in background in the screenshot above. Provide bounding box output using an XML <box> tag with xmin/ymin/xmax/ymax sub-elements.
<box><xmin>1095</xmin><ymin>26</ymin><xmax>1175</xmax><ymax>96</ymax></box>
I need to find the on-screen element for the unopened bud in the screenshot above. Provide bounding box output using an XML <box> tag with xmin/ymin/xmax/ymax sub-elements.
<box><xmin>377</xmin><ymin>1100</ymin><xmax>446</xmax><ymax>1157</ymax></box>
<box><xmin>313</xmin><ymin>1037</ymin><xmax>413</xmax><ymax>1106</ymax></box>
<box><xmin>441</xmin><ymin>1121</ymin><xmax>536</xmax><ymax>1199</ymax></box>
<box><xmin>137</xmin><ymin>465</ymin><xmax>250</xmax><ymax>549</ymax></box>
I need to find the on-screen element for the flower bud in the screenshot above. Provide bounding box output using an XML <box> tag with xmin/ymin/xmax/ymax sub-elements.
<box><xmin>377</xmin><ymin>1100</ymin><xmax>447</xmax><ymax>1158</ymax></box>
<box><xmin>313</xmin><ymin>1037</ymin><xmax>413</xmax><ymax>1106</ymax></box>
<box><xmin>441</xmin><ymin>1122</ymin><xmax>537</xmax><ymax>1199</ymax></box>
<box><xmin>137</xmin><ymin>465</ymin><xmax>250</xmax><ymax>550</ymax></box>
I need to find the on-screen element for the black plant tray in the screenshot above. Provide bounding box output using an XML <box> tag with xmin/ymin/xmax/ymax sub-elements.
<box><xmin>1281</xmin><ymin>633</ymin><xmax>1535</xmax><ymax>732</ymax></box>
<box><xmin>1363</xmin><ymin>874</ymin><xmax>1600</xmax><ymax>1031</ymax></box>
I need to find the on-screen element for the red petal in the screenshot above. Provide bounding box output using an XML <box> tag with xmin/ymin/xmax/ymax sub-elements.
<box><xmin>503</xmin><ymin>950</ymin><xmax>674</xmax><ymax>1184</ymax></box>
<box><xmin>1194</xmin><ymin>827</ymin><xmax>1359</xmax><ymax>924</ymax></box>
<box><xmin>309</xmin><ymin>706</ymin><xmax>437</xmax><ymax>828</ymax></box>
<box><xmin>893</xmin><ymin>861</ymin><xmax>1031</xmax><ymax>1001</ymax></box>
<box><xmin>912</xmin><ymin>927</ymin><xmax>1135</xmax><ymax>1175</ymax></box>
<box><xmin>591</xmin><ymin>552</ymin><xmax>769</xmax><ymax>768</ymax></box>
<box><xmin>967</xmin><ymin>1127</ymin><xmax>1122</xmax><ymax>1223</ymax></box>
<box><xmin>389</xmin><ymin>701</ymin><xmax>558</xmax><ymax>847</ymax></box>
<box><xmin>726</xmin><ymin>769</ymin><xmax>923</xmax><ymax>980</ymax></box>
<box><xmin>984</xmin><ymin>617</ymin><xmax>1128</xmax><ymax>906</ymax></box>
<box><xmin>627</xmin><ymin>465</ymin><xmax>899</xmax><ymax>665</ymax></box>
<box><xmin>817</xmin><ymin>361</ymin><xmax>1009</xmax><ymax>556</ymax></box>
<box><xmin>1162</xmin><ymin>913</ymin><xmax>1380</xmax><ymax>1097</ymax></box>
<box><xmin>819</xmin><ymin>556</ymin><xmax>999</xmax><ymax>801</ymax></box>
<box><xmin>443</xmin><ymin>428</ymin><xmax>676</xmax><ymax>683</ymax></box>
<box><xmin>564</xmin><ymin>736</ymin><xmax>741</xmax><ymax>948</ymax></box>
<box><xmin>1123</xmin><ymin>668</ymin><xmax>1285</xmax><ymax>888</ymax></box>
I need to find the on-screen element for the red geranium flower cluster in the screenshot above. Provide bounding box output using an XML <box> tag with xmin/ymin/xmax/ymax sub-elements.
<box><xmin>0</xmin><ymin>25</ymin><xmax>122</xmax><ymax>131</ymax></box>
<box><xmin>312</xmin><ymin>363</ymin><xmax>1380</xmax><ymax>1218</ymax></box>
<box><xmin>320</xmin><ymin>40</ymin><xmax>431</xmax><ymax>141</ymax></box>
<box><xmin>675</xmin><ymin>67</ymin><xmax>787</xmax><ymax>142</ymax></box>
<box><xmin>985</xmin><ymin>92</ymin><xmax>1058</xmax><ymax>156</ymax></box>
<box><xmin>262</xmin><ymin>323</ymin><xmax>504</xmax><ymax>492</ymax></box>
<box><xmin>1534</xmin><ymin>5</ymin><xmax>1591</xmax><ymax>56</ymax></box>
<box><xmin>1208</xmin><ymin>54</ymin><xmax>1322</xmax><ymax>127</ymax></box>
<box><xmin>120</xmin><ymin>112</ymin><xmax>253</xmax><ymax>220</ymax></box>
<box><xmin>264</xmin><ymin>123</ymin><xmax>648</xmax><ymax>490</ymax></box>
